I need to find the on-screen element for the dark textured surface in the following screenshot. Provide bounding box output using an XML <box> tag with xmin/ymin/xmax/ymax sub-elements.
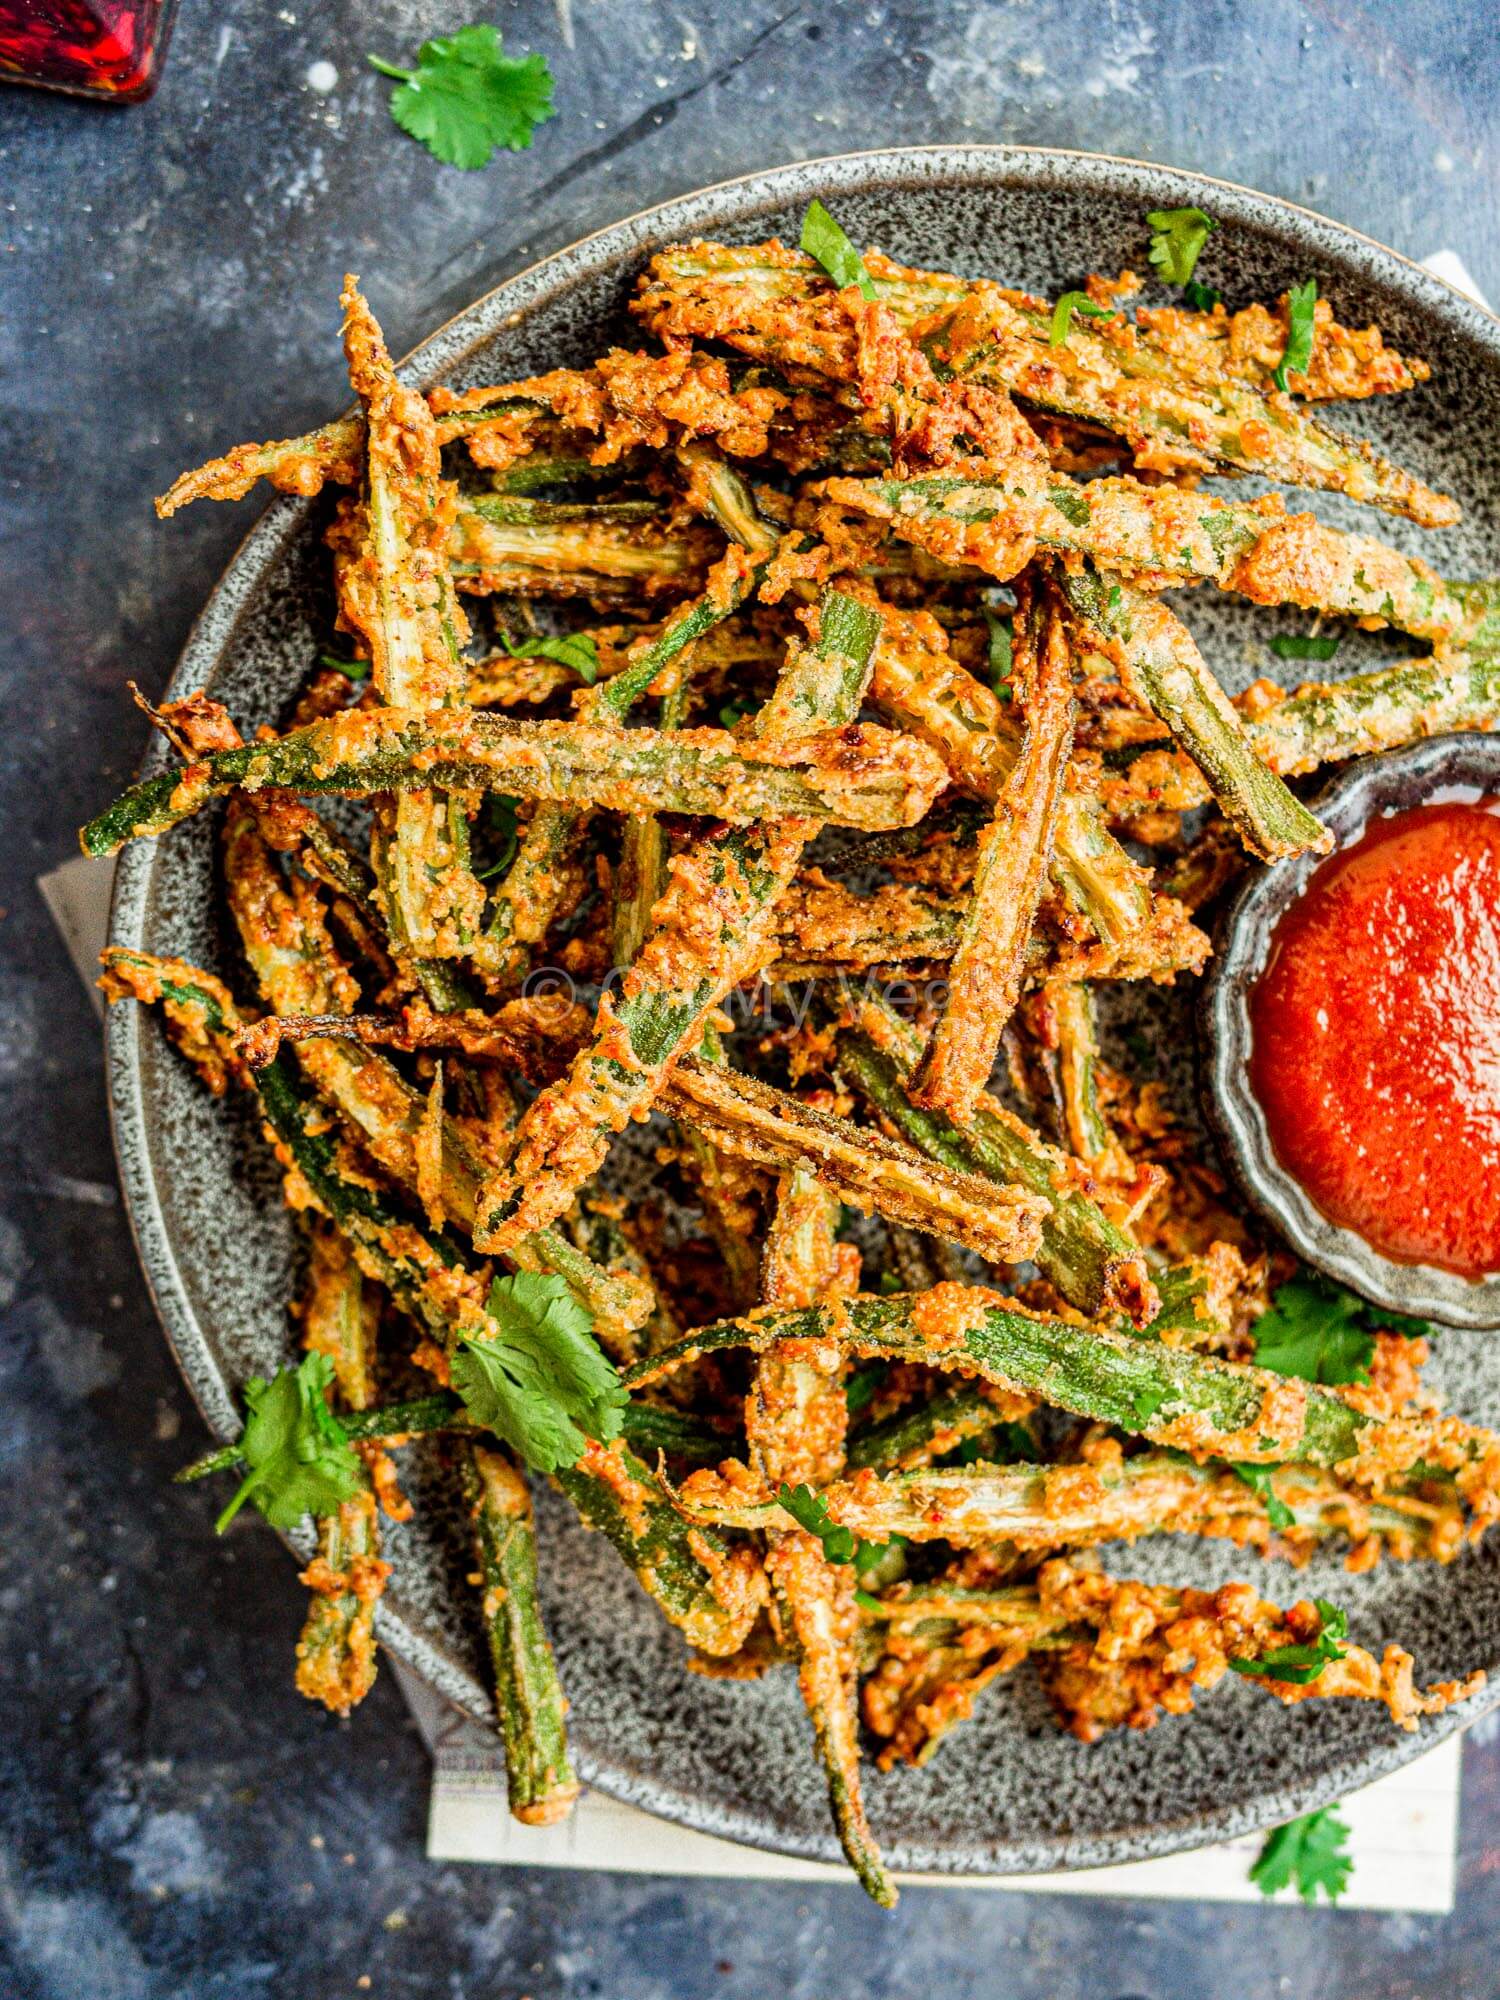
<box><xmin>4</xmin><ymin>1</ymin><xmax>1500</xmax><ymax>1993</ymax></box>
<box><xmin>104</xmin><ymin>148</ymin><xmax>1500</xmax><ymax>1880</ymax></box>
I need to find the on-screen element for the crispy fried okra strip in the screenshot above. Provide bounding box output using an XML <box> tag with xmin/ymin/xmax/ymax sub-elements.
<box><xmin>847</xmin><ymin>1383</ymin><xmax>1034</xmax><ymax>1474</ymax></box>
<box><xmin>660</xmin><ymin>1056</ymin><xmax>1046</xmax><ymax>1265</ymax></box>
<box><xmin>678</xmin><ymin>1449</ymin><xmax>1460</xmax><ymax>1561</ymax></box>
<box><xmin>298</xmin><ymin>1220</ymin><xmax>381</xmax><ymax>1411</ymax></box>
<box><xmin>1099</xmin><ymin>650</ymin><xmax>1500</xmax><ymax>821</ymax></box>
<box><xmin>294</xmin><ymin>1488</ymin><xmax>390</xmax><ymax>1716</ymax></box>
<box><xmin>750</xmin><ymin>1171</ymin><xmax>894</xmax><ymax>1908</ymax></box>
<box><xmin>474</xmin><ymin>588</ymin><xmax>888</xmax><ymax>1253</ymax></box>
<box><xmin>334</xmin><ymin>279</ymin><xmax>488</xmax><ymax>960</ymax></box>
<box><xmin>911</xmin><ymin>576</ymin><xmax>1076</xmax><ymax>1117</ymax></box>
<box><xmin>1055</xmin><ymin>564</ymin><xmax>1331</xmax><ymax>859</ymax></box>
<box><xmin>103</xmin><ymin>952</ymin><xmax>764</xmax><ymax>1655</ymax></box>
<box><xmin>869</xmin><ymin>600</ymin><xmax>1153</xmax><ymax>948</ymax></box>
<box><xmin>834</xmin><ymin>995</ymin><xmax>1156</xmax><ymax>1324</ymax></box>
<box><xmin>826</xmin><ymin>471</ymin><xmax>1499</xmax><ymax>653</ymax></box>
<box><xmin>1042</xmin><ymin>982</ymin><xmax>1121</xmax><ymax>1173</ymax></box>
<box><xmin>462</xmin><ymin>1445</ymin><xmax>581</xmax><ymax>1825</ymax></box>
<box><xmin>634</xmin><ymin>241</ymin><xmax>1455</xmax><ymax>526</ymax></box>
<box><xmin>625</xmin><ymin>1284</ymin><xmax>1500</xmax><ymax>1505</ymax></box>
<box><xmin>79</xmin><ymin>707</ymin><xmax>946</xmax><ymax>858</ymax></box>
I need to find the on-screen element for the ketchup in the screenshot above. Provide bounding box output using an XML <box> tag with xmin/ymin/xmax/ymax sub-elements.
<box><xmin>0</xmin><ymin>0</ymin><xmax>178</xmax><ymax>100</ymax></box>
<box><xmin>1249</xmin><ymin>797</ymin><xmax>1500</xmax><ymax>1278</ymax></box>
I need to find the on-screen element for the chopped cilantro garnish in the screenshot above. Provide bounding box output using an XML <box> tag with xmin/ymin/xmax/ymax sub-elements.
<box><xmin>449</xmin><ymin>1271</ymin><xmax>626</xmax><ymax>1474</ymax></box>
<box><xmin>1049</xmin><ymin>291</ymin><xmax>1116</xmax><ymax>347</ymax></box>
<box><xmin>1273</xmin><ymin>278</ymin><xmax>1319</xmax><ymax>392</ymax></box>
<box><xmin>1269</xmin><ymin>633</ymin><xmax>1341</xmax><ymax>662</ymax></box>
<box><xmin>1183</xmin><ymin>278</ymin><xmax>1223</xmax><ymax>312</ymax></box>
<box><xmin>215</xmin><ymin>1353</ymin><xmax>365</xmax><ymax>1535</ymax></box>
<box><xmin>854</xmin><ymin>1589</ymin><xmax>885</xmax><ymax>1613</ymax></box>
<box><xmin>501</xmin><ymin>628</ymin><xmax>600</xmax><ymax>685</ymax></box>
<box><xmin>1146</xmin><ymin>206</ymin><xmax>1218</xmax><ymax>287</ymax></box>
<box><xmin>776</xmin><ymin>1482</ymin><xmax>884</xmax><ymax>1570</ymax></box>
<box><xmin>1249</xmin><ymin>1273</ymin><xmax>1425</xmax><ymax>1387</ymax></box>
<box><xmin>1129</xmin><ymin>1385</ymin><xmax>1167</xmax><ymax>1428</ymax></box>
<box><xmin>368</xmin><ymin>25</ymin><xmax>556</xmax><ymax>171</ymax></box>
<box><xmin>1251</xmin><ymin>1805</ymin><xmax>1353</xmax><ymax>1905</ymax></box>
<box><xmin>319</xmin><ymin>651</ymin><xmax>371</xmax><ymax>681</ymax></box>
<box><xmin>800</xmin><ymin>199</ymin><xmax>877</xmax><ymax>301</ymax></box>
<box><xmin>1230</xmin><ymin>1598</ymin><xmax>1348</xmax><ymax>1686</ymax></box>
<box><xmin>1231</xmin><ymin>1462</ymin><xmax>1296</xmax><ymax>1533</ymax></box>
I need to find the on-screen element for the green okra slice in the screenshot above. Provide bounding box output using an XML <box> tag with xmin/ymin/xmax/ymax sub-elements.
<box><xmin>299</xmin><ymin>1220</ymin><xmax>381</xmax><ymax>1411</ymax></box>
<box><xmin>462</xmin><ymin>1445</ymin><xmax>581</xmax><ymax>1825</ymax></box>
<box><xmin>78</xmin><ymin>706</ymin><xmax>947</xmax><ymax>858</ymax></box>
<box><xmin>449</xmin><ymin>499</ymin><xmax>714</xmax><ymax>598</ymax></box>
<box><xmin>834</xmin><ymin>995</ymin><xmax>1157</xmax><ymax>1325</ymax></box>
<box><xmin>1056</xmin><ymin>563</ymin><xmax>1330</xmax><ymax>860</ymax></box>
<box><xmin>825</xmin><ymin>470</ymin><xmax>1499</xmax><ymax>652</ymax></box>
<box><xmin>847</xmin><ymin>1384</ymin><xmax>1028</xmax><ymax>1474</ymax></box>
<box><xmin>294</xmin><ymin>1487</ymin><xmax>387</xmax><ymax>1716</ymax></box>
<box><xmin>1044</xmin><ymin>981</ymin><xmax>1117</xmax><ymax>1171</ymax></box>
<box><xmin>624</xmin><ymin>1285</ymin><xmax>1497</xmax><ymax>1484</ymax></box>
<box><xmin>910</xmin><ymin>576</ymin><xmax>1076</xmax><ymax>1117</ymax></box>
<box><xmin>635</xmin><ymin>241</ymin><xmax>1455</xmax><ymax>527</ymax></box>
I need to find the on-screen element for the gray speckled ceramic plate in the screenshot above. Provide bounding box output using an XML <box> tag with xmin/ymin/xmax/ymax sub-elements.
<box><xmin>108</xmin><ymin>148</ymin><xmax>1500</xmax><ymax>1877</ymax></box>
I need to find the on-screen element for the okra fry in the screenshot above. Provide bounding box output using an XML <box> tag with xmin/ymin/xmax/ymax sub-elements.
<box><xmin>294</xmin><ymin>1488</ymin><xmax>389</xmax><ymax>1716</ymax></box>
<box><xmin>1044</xmin><ymin>982</ymin><xmax>1120</xmax><ymax>1172</ymax></box>
<box><xmin>847</xmin><ymin>1384</ymin><xmax>1030</xmax><ymax>1474</ymax></box>
<box><xmin>661</xmin><ymin>1057</ymin><xmax>1046</xmax><ymax>1266</ymax></box>
<box><xmin>835</xmin><ymin>994</ymin><xmax>1157</xmax><ymax>1324</ymax></box>
<box><xmin>474</xmin><ymin>587</ymin><xmax>887</xmax><ymax>1253</ymax></box>
<box><xmin>1056</xmin><ymin>563</ymin><xmax>1331</xmax><ymax>859</ymax></box>
<box><xmin>679</xmin><ymin>1450</ymin><xmax>1458</xmax><ymax>1559</ymax></box>
<box><xmin>911</xmin><ymin>576</ymin><xmax>1076</xmax><ymax>1116</ymax></box>
<box><xmin>79</xmin><ymin>707</ymin><xmax>947</xmax><ymax>857</ymax></box>
<box><xmin>462</xmin><ymin>1445</ymin><xmax>581</xmax><ymax>1825</ymax></box>
<box><xmin>1100</xmin><ymin>649</ymin><xmax>1500</xmax><ymax>820</ymax></box>
<box><xmin>824</xmin><ymin>471</ymin><xmax>1499</xmax><ymax>653</ymax></box>
<box><xmin>624</xmin><ymin>1284</ymin><xmax>1500</xmax><ymax>1501</ymax></box>
<box><xmin>335</xmin><ymin>279</ymin><xmax>488</xmax><ymax>961</ymax></box>
<box><xmin>635</xmin><ymin>241</ymin><xmax>1455</xmax><ymax>526</ymax></box>
<box><xmin>299</xmin><ymin>1220</ymin><xmax>381</xmax><ymax>1411</ymax></box>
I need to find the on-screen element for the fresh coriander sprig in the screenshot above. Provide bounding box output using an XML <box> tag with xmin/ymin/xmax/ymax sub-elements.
<box><xmin>982</xmin><ymin>606</ymin><xmax>1014</xmax><ymax>700</ymax></box>
<box><xmin>1049</xmin><ymin>291</ymin><xmax>1116</xmax><ymax>347</ymax></box>
<box><xmin>1146</xmin><ymin>206</ymin><xmax>1218</xmax><ymax>287</ymax></box>
<box><xmin>800</xmin><ymin>199</ymin><xmax>877</xmax><ymax>300</ymax></box>
<box><xmin>368</xmin><ymin>24</ymin><xmax>556</xmax><ymax>171</ymax></box>
<box><xmin>1250</xmin><ymin>1274</ymin><xmax>1429</xmax><ymax>1387</ymax></box>
<box><xmin>215</xmin><ymin>1352</ymin><xmax>365</xmax><ymax>1534</ymax></box>
<box><xmin>1274</xmin><ymin>278</ymin><xmax>1319</xmax><ymax>391</ymax></box>
<box><xmin>1250</xmin><ymin>1806</ymin><xmax>1353</xmax><ymax>1905</ymax></box>
<box><xmin>1231</xmin><ymin>1463</ymin><xmax>1296</xmax><ymax>1532</ymax></box>
<box><xmin>500</xmin><ymin>628</ymin><xmax>600</xmax><ymax>685</ymax></box>
<box><xmin>449</xmin><ymin>1271</ymin><xmax>627</xmax><ymax>1474</ymax></box>
<box><xmin>319</xmin><ymin>651</ymin><xmax>371</xmax><ymax>681</ymax></box>
<box><xmin>1230</xmin><ymin>1598</ymin><xmax>1348</xmax><ymax>1686</ymax></box>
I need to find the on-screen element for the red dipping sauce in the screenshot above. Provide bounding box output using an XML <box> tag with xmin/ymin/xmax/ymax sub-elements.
<box><xmin>1249</xmin><ymin>796</ymin><xmax>1500</xmax><ymax>1279</ymax></box>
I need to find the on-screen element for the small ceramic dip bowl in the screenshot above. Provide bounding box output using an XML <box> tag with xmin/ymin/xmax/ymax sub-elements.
<box><xmin>1201</xmin><ymin>732</ymin><xmax>1500</xmax><ymax>1331</ymax></box>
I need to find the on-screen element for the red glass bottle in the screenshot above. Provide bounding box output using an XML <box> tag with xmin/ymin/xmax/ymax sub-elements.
<box><xmin>0</xmin><ymin>0</ymin><xmax>179</xmax><ymax>101</ymax></box>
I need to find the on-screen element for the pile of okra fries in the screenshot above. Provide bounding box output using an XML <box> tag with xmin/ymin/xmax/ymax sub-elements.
<box><xmin>85</xmin><ymin>212</ymin><xmax>1500</xmax><ymax>1904</ymax></box>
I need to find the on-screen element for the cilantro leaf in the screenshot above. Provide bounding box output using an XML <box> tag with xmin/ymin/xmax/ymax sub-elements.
<box><xmin>474</xmin><ymin>793</ymin><xmax>520</xmax><ymax>880</ymax></box>
<box><xmin>1273</xmin><ymin>278</ymin><xmax>1319</xmax><ymax>392</ymax></box>
<box><xmin>449</xmin><ymin>1271</ymin><xmax>626</xmax><ymax>1474</ymax></box>
<box><xmin>777</xmin><ymin>1482</ymin><xmax>885</xmax><ymax>1570</ymax></box>
<box><xmin>319</xmin><ymin>651</ymin><xmax>370</xmax><ymax>681</ymax></box>
<box><xmin>800</xmin><ymin>199</ymin><xmax>877</xmax><ymax>300</ymax></box>
<box><xmin>1269</xmin><ymin>633</ymin><xmax>1340</xmax><ymax>662</ymax></box>
<box><xmin>1146</xmin><ymin>206</ymin><xmax>1218</xmax><ymax>287</ymax></box>
<box><xmin>1183</xmin><ymin>278</ymin><xmax>1223</xmax><ymax>313</ymax></box>
<box><xmin>1129</xmin><ymin>1385</ymin><xmax>1167</xmax><ymax>1428</ymax></box>
<box><xmin>1231</xmin><ymin>1462</ymin><xmax>1296</xmax><ymax>1533</ymax></box>
<box><xmin>501</xmin><ymin>628</ymin><xmax>599</xmax><ymax>685</ymax></box>
<box><xmin>368</xmin><ymin>25</ymin><xmax>556</xmax><ymax>172</ymax></box>
<box><xmin>1230</xmin><ymin>1597</ymin><xmax>1348</xmax><ymax>1686</ymax></box>
<box><xmin>1250</xmin><ymin>1275</ymin><xmax>1376</xmax><ymax>1386</ymax></box>
<box><xmin>1049</xmin><ymin>291</ymin><xmax>1117</xmax><ymax>347</ymax></box>
<box><xmin>215</xmin><ymin>1353</ymin><xmax>365</xmax><ymax>1534</ymax></box>
<box><xmin>982</xmin><ymin>606</ymin><xmax>1014</xmax><ymax>700</ymax></box>
<box><xmin>1250</xmin><ymin>1806</ymin><xmax>1353</xmax><ymax>1905</ymax></box>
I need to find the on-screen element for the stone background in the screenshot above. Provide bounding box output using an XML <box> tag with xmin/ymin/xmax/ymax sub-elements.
<box><xmin>2</xmin><ymin>2</ymin><xmax>1498</xmax><ymax>1994</ymax></box>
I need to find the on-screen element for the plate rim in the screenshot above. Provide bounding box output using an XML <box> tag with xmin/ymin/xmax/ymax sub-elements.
<box><xmin>106</xmin><ymin>142</ymin><xmax>1500</xmax><ymax>1877</ymax></box>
